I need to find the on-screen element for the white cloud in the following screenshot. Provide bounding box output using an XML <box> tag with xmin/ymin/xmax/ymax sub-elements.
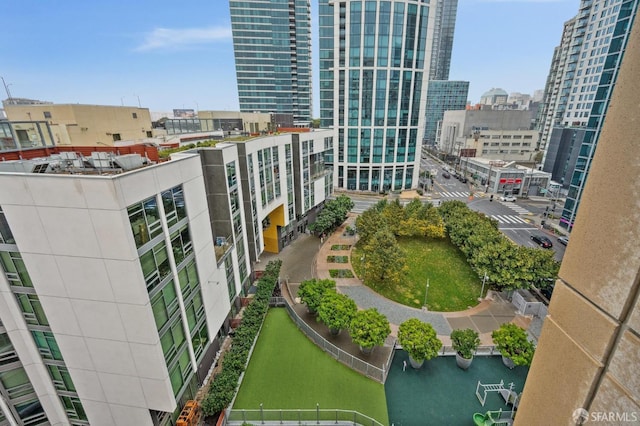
<box><xmin>135</xmin><ymin>26</ymin><xmax>232</xmax><ymax>51</ymax></box>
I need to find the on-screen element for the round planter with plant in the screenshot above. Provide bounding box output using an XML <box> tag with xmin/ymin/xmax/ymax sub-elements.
<box><xmin>317</xmin><ymin>292</ymin><xmax>357</xmax><ymax>336</ymax></box>
<box><xmin>450</xmin><ymin>328</ymin><xmax>480</xmax><ymax>370</ymax></box>
<box><xmin>397</xmin><ymin>318</ymin><xmax>442</xmax><ymax>369</ymax></box>
<box><xmin>349</xmin><ymin>308</ymin><xmax>391</xmax><ymax>355</ymax></box>
<box><xmin>491</xmin><ymin>323</ymin><xmax>535</xmax><ymax>369</ymax></box>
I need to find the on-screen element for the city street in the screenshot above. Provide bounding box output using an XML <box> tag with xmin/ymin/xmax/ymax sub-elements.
<box><xmin>335</xmin><ymin>154</ymin><xmax>567</xmax><ymax>262</ymax></box>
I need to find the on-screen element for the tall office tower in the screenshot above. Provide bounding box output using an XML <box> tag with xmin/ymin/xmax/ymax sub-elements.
<box><xmin>429</xmin><ymin>0</ymin><xmax>458</xmax><ymax>81</ymax></box>
<box><xmin>515</xmin><ymin>15</ymin><xmax>640</xmax><ymax>423</ymax></box>
<box><xmin>560</xmin><ymin>0</ymin><xmax>638</xmax><ymax>229</ymax></box>
<box><xmin>320</xmin><ymin>0</ymin><xmax>435</xmax><ymax>191</ymax></box>
<box><xmin>423</xmin><ymin>80</ymin><xmax>468</xmax><ymax>147</ymax></box>
<box><xmin>229</xmin><ymin>0</ymin><xmax>312</xmax><ymax>124</ymax></box>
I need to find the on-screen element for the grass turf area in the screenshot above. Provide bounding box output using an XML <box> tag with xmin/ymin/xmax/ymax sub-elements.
<box><xmin>353</xmin><ymin>236</ymin><xmax>481</xmax><ymax>311</ymax></box>
<box><xmin>233</xmin><ymin>308</ymin><xmax>389</xmax><ymax>425</ymax></box>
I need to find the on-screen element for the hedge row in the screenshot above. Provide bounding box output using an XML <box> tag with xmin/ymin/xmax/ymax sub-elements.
<box><xmin>201</xmin><ymin>260</ymin><xmax>282</xmax><ymax>416</ymax></box>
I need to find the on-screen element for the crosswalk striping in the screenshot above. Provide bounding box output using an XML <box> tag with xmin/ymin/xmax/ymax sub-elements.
<box><xmin>490</xmin><ymin>214</ymin><xmax>529</xmax><ymax>224</ymax></box>
<box><xmin>439</xmin><ymin>191</ymin><xmax>470</xmax><ymax>198</ymax></box>
<box><xmin>499</xmin><ymin>202</ymin><xmax>530</xmax><ymax>215</ymax></box>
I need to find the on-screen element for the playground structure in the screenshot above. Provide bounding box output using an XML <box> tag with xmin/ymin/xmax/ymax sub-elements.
<box><xmin>472</xmin><ymin>409</ymin><xmax>513</xmax><ymax>426</ymax></box>
<box><xmin>473</xmin><ymin>380</ymin><xmax>522</xmax><ymax>425</ymax></box>
<box><xmin>475</xmin><ymin>380</ymin><xmax>520</xmax><ymax>408</ymax></box>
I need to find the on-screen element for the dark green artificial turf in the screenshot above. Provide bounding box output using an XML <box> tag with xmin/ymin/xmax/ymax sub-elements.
<box><xmin>233</xmin><ymin>308</ymin><xmax>389</xmax><ymax>425</ymax></box>
<box><xmin>385</xmin><ymin>352</ymin><xmax>529</xmax><ymax>426</ymax></box>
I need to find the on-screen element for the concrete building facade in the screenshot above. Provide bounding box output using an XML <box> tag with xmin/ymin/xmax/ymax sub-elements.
<box><xmin>4</xmin><ymin>104</ymin><xmax>153</xmax><ymax>147</ymax></box>
<box><xmin>437</xmin><ymin>109</ymin><xmax>537</xmax><ymax>162</ymax></box>
<box><xmin>0</xmin><ymin>129</ymin><xmax>333</xmax><ymax>425</ymax></box>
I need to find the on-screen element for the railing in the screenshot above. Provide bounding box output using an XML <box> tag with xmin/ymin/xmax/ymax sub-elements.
<box><xmin>226</xmin><ymin>408</ymin><xmax>385</xmax><ymax>426</ymax></box>
<box><xmin>269</xmin><ymin>298</ymin><xmax>394</xmax><ymax>384</ymax></box>
<box><xmin>437</xmin><ymin>345</ymin><xmax>498</xmax><ymax>357</ymax></box>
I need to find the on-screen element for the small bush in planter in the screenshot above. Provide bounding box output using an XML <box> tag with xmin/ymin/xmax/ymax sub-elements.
<box><xmin>451</xmin><ymin>328</ymin><xmax>480</xmax><ymax>359</ymax></box>
<box><xmin>398</xmin><ymin>318</ymin><xmax>442</xmax><ymax>368</ymax></box>
<box><xmin>491</xmin><ymin>323</ymin><xmax>535</xmax><ymax>367</ymax></box>
<box><xmin>318</xmin><ymin>292</ymin><xmax>357</xmax><ymax>335</ymax></box>
<box><xmin>349</xmin><ymin>308</ymin><xmax>391</xmax><ymax>354</ymax></box>
<box><xmin>297</xmin><ymin>278</ymin><xmax>336</xmax><ymax>313</ymax></box>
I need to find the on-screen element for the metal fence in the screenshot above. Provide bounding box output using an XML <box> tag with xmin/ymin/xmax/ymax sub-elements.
<box><xmin>226</xmin><ymin>408</ymin><xmax>385</xmax><ymax>426</ymax></box>
<box><xmin>269</xmin><ymin>297</ymin><xmax>395</xmax><ymax>383</ymax></box>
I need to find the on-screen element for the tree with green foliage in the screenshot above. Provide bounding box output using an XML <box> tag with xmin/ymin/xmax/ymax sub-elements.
<box><xmin>362</xmin><ymin>228</ymin><xmax>407</xmax><ymax>288</ymax></box>
<box><xmin>309</xmin><ymin>195</ymin><xmax>354</xmax><ymax>236</ymax></box>
<box><xmin>355</xmin><ymin>208</ymin><xmax>384</xmax><ymax>247</ymax></box>
<box><xmin>317</xmin><ymin>292</ymin><xmax>357</xmax><ymax>334</ymax></box>
<box><xmin>397</xmin><ymin>318</ymin><xmax>442</xmax><ymax>365</ymax></box>
<box><xmin>491</xmin><ymin>323</ymin><xmax>535</xmax><ymax>367</ymax></box>
<box><xmin>349</xmin><ymin>308</ymin><xmax>391</xmax><ymax>353</ymax></box>
<box><xmin>297</xmin><ymin>278</ymin><xmax>336</xmax><ymax>314</ymax></box>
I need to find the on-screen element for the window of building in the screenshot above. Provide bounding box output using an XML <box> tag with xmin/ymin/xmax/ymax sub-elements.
<box><xmin>112</xmin><ymin>133</ymin><xmax>121</xmax><ymax>142</ymax></box>
<box><xmin>43</xmin><ymin>111</ymin><xmax>51</xmax><ymax>119</ymax></box>
<box><xmin>146</xmin><ymin>131</ymin><xmax>152</xmax><ymax>138</ymax></box>
<box><xmin>128</xmin><ymin>196</ymin><xmax>163</xmax><ymax>248</ymax></box>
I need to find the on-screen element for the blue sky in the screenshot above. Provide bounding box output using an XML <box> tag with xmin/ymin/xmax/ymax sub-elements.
<box><xmin>1</xmin><ymin>0</ymin><xmax>580</xmax><ymax>116</ymax></box>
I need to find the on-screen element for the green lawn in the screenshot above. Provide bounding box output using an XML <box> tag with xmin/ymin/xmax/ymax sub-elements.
<box><xmin>353</xmin><ymin>236</ymin><xmax>481</xmax><ymax>312</ymax></box>
<box><xmin>233</xmin><ymin>309</ymin><xmax>389</xmax><ymax>425</ymax></box>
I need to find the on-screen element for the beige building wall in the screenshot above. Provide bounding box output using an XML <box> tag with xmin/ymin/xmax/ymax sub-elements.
<box><xmin>198</xmin><ymin>110</ymin><xmax>272</xmax><ymax>132</ymax></box>
<box><xmin>4</xmin><ymin>104</ymin><xmax>152</xmax><ymax>147</ymax></box>
<box><xmin>515</xmin><ymin>19</ymin><xmax>640</xmax><ymax>426</ymax></box>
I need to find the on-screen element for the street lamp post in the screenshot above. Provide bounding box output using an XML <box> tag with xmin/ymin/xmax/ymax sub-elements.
<box><xmin>480</xmin><ymin>272</ymin><xmax>488</xmax><ymax>300</ymax></box>
<box><xmin>424</xmin><ymin>279</ymin><xmax>430</xmax><ymax>308</ymax></box>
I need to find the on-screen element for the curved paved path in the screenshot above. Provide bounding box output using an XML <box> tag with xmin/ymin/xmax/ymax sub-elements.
<box><xmin>259</xmin><ymin>211</ymin><xmax>525</xmax><ymax>345</ymax></box>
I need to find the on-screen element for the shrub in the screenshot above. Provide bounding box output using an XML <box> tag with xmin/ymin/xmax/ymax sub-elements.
<box><xmin>450</xmin><ymin>328</ymin><xmax>480</xmax><ymax>359</ymax></box>
<box><xmin>491</xmin><ymin>323</ymin><xmax>535</xmax><ymax>367</ymax></box>
<box><xmin>202</xmin><ymin>260</ymin><xmax>282</xmax><ymax>417</ymax></box>
<box><xmin>297</xmin><ymin>278</ymin><xmax>336</xmax><ymax>313</ymax></box>
<box><xmin>349</xmin><ymin>308</ymin><xmax>391</xmax><ymax>351</ymax></box>
<box><xmin>317</xmin><ymin>292</ymin><xmax>357</xmax><ymax>333</ymax></box>
<box><xmin>397</xmin><ymin>318</ymin><xmax>442</xmax><ymax>362</ymax></box>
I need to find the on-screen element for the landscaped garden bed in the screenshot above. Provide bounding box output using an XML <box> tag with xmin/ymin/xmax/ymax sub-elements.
<box><xmin>329</xmin><ymin>269</ymin><xmax>355</xmax><ymax>278</ymax></box>
<box><xmin>327</xmin><ymin>255</ymin><xmax>349</xmax><ymax>263</ymax></box>
<box><xmin>331</xmin><ymin>244</ymin><xmax>352</xmax><ymax>250</ymax></box>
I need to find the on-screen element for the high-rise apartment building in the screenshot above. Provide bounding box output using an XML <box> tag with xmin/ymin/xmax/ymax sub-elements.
<box><xmin>537</xmin><ymin>0</ymin><xmax>637</xmax><ymax>156</ymax></box>
<box><xmin>320</xmin><ymin>0</ymin><xmax>437</xmax><ymax>192</ymax></box>
<box><xmin>0</xmin><ymin>128</ymin><xmax>333</xmax><ymax>425</ymax></box>
<box><xmin>428</xmin><ymin>0</ymin><xmax>458</xmax><ymax>81</ymax></box>
<box><xmin>535</xmin><ymin>0</ymin><xmax>637</xmax><ymax>228</ymax></box>
<box><xmin>229</xmin><ymin>0</ymin><xmax>312</xmax><ymax>125</ymax></box>
<box><xmin>560</xmin><ymin>0</ymin><xmax>637</xmax><ymax>229</ymax></box>
<box><xmin>423</xmin><ymin>80</ymin><xmax>469</xmax><ymax>147</ymax></box>
<box><xmin>516</xmin><ymin>14</ymin><xmax>640</xmax><ymax>423</ymax></box>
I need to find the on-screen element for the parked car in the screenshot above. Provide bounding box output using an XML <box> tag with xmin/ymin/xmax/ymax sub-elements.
<box><xmin>530</xmin><ymin>234</ymin><xmax>553</xmax><ymax>248</ymax></box>
<box><xmin>499</xmin><ymin>195</ymin><xmax>517</xmax><ymax>202</ymax></box>
<box><xmin>557</xmin><ymin>236</ymin><xmax>569</xmax><ymax>246</ymax></box>
<box><xmin>442</xmin><ymin>171</ymin><xmax>451</xmax><ymax>179</ymax></box>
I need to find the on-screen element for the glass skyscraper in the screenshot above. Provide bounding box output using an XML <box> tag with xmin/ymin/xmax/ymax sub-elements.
<box><xmin>321</xmin><ymin>0</ymin><xmax>436</xmax><ymax>192</ymax></box>
<box><xmin>229</xmin><ymin>0</ymin><xmax>312</xmax><ymax>124</ymax></box>
<box><xmin>429</xmin><ymin>0</ymin><xmax>458</xmax><ymax>81</ymax></box>
<box><xmin>423</xmin><ymin>80</ymin><xmax>469</xmax><ymax>147</ymax></box>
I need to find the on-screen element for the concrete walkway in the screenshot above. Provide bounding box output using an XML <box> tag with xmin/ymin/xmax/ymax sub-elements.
<box><xmin>258</xmin><ymin>213</ymin><xmax>527</xmax><ymax>346</ymax></box>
